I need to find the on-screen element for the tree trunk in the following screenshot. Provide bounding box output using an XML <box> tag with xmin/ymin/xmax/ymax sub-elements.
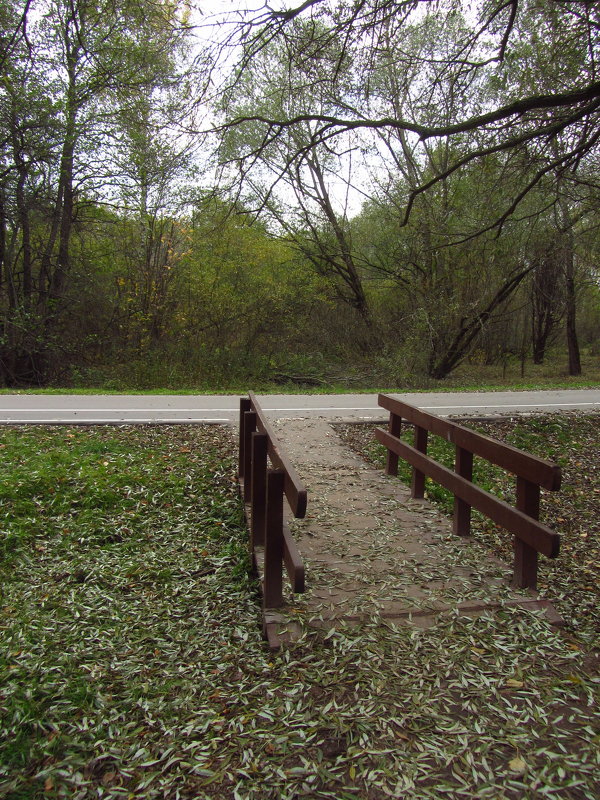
<box><xmin>13</xmin><ymin>156</ymin><xmax>33</xmax><ymax>306</ymax></box>
<box><xmin>531</xmin><ymin>306</ymin><xmax>553</xmax><ymax>364</ymax></box>
<box><xmin>554</xmin><ymin>168</ymin><xmax>582</xmax><ymax>376</ymax></box>
<box><xmin>565</xmin><ymin>244</ymin><xmax>581</xmax><ymax>375</ymax></box>
<box><xmin>0</xmin><ymin>182</ymin><xmax>6</xmax><ymax>297</ymax></box>
<box><xmin>530</xmin><ymin>248</ymin><xmax>563</xmax><ymax>365</ymax></box>
<box><xmin>306</xmin><ymin>157</ymin><xmax>374</xmax><ymax>332</ymax></box>
<box><xmin>50</xmin><ymin>46</ymin><xmax>78</xmax><ymax>304</ymax></box>
<box><xmin>429</xmin><ymin>267</ymin><xmax>532</xmax><ymax>379</ymax></box>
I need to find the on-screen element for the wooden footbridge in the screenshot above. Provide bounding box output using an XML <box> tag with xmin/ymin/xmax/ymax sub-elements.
<box><xmin>239</xmin><ymin>393</ymin><xmax>563</xmax><ymax>649</ymax></box>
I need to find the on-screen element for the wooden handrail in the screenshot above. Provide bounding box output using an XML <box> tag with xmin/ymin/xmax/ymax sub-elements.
<box><xmin>248</xmin><ymin>391</ymin><xmax>307</xmax><ymax>518</ymax></box>
<box><xmin>377</xmin><ymin>429</ymin><xmax>560</xmax><ymax>557</ymax></box>
<box><xmin>377</xmin><ymin>394</ymin><xmax>562</xmax><ymax>590</ymax></box>
<box><xmin>378</xmin><ymin>395</ymin><xmax>561</xmax><ymax>490</ymax></box>
<box><xmin>239</xmin><ymin>395</ymin><xmax>306</xmax><ymax>616</ymax></box>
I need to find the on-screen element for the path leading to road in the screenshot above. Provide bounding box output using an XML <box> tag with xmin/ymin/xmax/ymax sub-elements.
<box><xmin>0</xmin><ymin>388</ymin><xmax>589</xmax><ymax>634</ymax></box>
<box><xmin>0</xmin><ymin>388</ymin><xmax>598</xmax><ymax>424</ymax></box>
<box><xmin>265</xmin><ymin>417</ymin><xmax>560</xmax><ymax>639</ymax></box>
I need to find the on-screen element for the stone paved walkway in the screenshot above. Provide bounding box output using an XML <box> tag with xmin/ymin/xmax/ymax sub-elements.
<box><xmin>264</xmin><ymin>417</ymin><xmax>560</xmax><ymax>642</ymax></box>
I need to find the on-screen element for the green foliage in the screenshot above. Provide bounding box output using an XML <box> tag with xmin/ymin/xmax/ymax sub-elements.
<box><xmin>1</xmin><ymin>1</ymin><xmax>598</xmax><ymax>389</ymax></box>
<box><xmin>0</xmin><ymin>0</ymin><xmax>193</xmax><ymax>386</ymax></box>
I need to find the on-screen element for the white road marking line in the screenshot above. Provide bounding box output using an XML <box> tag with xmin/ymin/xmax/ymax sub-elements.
<box><xmin>260</xmin><ymin>403</ymin><xmax>600</xmax><ymax>411</ymax></box>
<box><xmin>261</xmin><ymin>407</ymin><xmax>381</xmax><ymax>412</ymax></box>
<box><xmin>420</xmin><ymin>402</ymin><xmax>599</xmax><ymax>410</ymax></box>
<box><xmin>0</xmin><ymin>401</ymin><xmax>597</xmax><ymax>422</ymax></box>
<box><xmin>0</xmin><ymin>418</ymin><xmax>231</xmax><ymax>424</ymax></box>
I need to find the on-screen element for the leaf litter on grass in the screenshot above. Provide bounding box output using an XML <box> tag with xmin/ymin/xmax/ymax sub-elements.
<box><xmin>0</xmin><ymin>423</ymin><xmax>598</xmax><ymax>799</ymax></box>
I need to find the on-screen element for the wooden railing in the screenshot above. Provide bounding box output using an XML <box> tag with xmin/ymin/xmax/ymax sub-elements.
<box><xmin>376</xmin><ymin>394</ymin><xmax>561</xmax><ymax>590</ymax></box>
<box><xmin>239</xmin><ymin>392</ymin><xmax>306</xmax><ymax>611</ymax></box>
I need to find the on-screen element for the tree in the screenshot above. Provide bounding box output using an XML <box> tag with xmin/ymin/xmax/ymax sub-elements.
<box><xmin>0</xmin><ymin>0</ymin><xmax>61</xmax><ymax>382</ymax></box>
<box><xmin>217</xmin><ymin>26</ymin><xmax>376</xmax><ymax>341</ymax></box>
<box><xmin>0</xmin><ymin>0</ymin><xmax>193</xmax><ymax>384</ymax></box>
<box><xmin>350</xmin><ymin>159</ymin><xmax>537</xmax><ymax>379</ymax></box>
<box><xmin>170</xmin><ymin>197</ymin><xmax>328</xmax><ymax>385</ymax></box>
<box><xmin>111</xmin><ymin>77</ymin><xmax>196</xmax><ymax>352</ymax></box>
<box><xmin>217</xmin><ymin>9</ymin><xmax>551</xmax><ymax>377</ymax></box>
<box><xmin>530</xmin><ymin>237</ymin><xmax>565</xmax><ymax>365</ymax></box>
<box><xmin>212</xmin><ymin>0</ymin><xmax>600</xmax><ymax>233</ymax></box>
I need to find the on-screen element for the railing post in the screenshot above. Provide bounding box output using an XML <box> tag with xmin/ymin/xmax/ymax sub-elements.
<box><xmin>385</xmin><ymin>412</ymin><xmax>402</xmax><ymax>476</ymax></box>
<box><xmin>250</xmin><ymin>432</ymin><xmax>268</xmax><ymax>549</ymax></box>
<box><xmin>514</xmin><ymin>476</ymin><xmax>540</xmax><ymax>590</ymax></box>
<box><xmin>453</xmin><ymin>446</ymin><xmax>473</xmax><ymax>536</ymax></box>
<box><xmin>243</xmin><ymin>410</ymin><xmax>257</xmax><ymax>502</ymax></box>
<box><xmin>264</xmin><ymin>469</ymin><xmax>284</xmax><ymax>609</ymax></box>
<box><xmin>411</xmin><ymin>426</ymin><xmax>428</xmax><ymax>499</ymax></box>
<box><xmin>238</xmin><ymin>397</ymin><xmax>251</xmax><ymax>479</ymax></box>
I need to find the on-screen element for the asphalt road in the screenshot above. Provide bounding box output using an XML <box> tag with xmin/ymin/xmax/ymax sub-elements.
<box><xmin>0</xmin><ymin>389</ymin><xmax>598</xmax><ymax>424</ymax></box>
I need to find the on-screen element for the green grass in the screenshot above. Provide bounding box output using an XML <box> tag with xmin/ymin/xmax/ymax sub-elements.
<box><xmin>0</xmin><ymin>425</ymin><xmax>253</xmax><ymax>799</ymax></box>
<box><xmin>1</xmin><ymin>424</ymin><xmax>599</xmax><ymax>799</ymax></box>
<box><xmin>0</xmin><ymin>427</ymin><xmax>244</xmax><ymax>570</ymax></box>
<box><xmin>0</xmin><ymin>375</ymin><xmax>598</xmax><ymax>395</ymax></box>
<box><xmin>0</xmin><ymin>387</ymin><xmax>241</xmax><ymax>396</ymax></box>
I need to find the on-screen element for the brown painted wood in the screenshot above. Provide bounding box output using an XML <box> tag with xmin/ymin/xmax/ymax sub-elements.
<box><xmin>378</xmin><ymin>394</ymin><xmax>561</xmax><ymax>490</ymax></box>
<box><xmin>385</xmin><ymin>412</ymin><xmax>401</xmax><ymax>476</ymax></box>
<box><xmin>250</xmin><ymin>432</ymin><xmax>268</xmax><ymax>548</ymax></box>
<box><xmin>243</xmin><ymin>411</ymin><xmax>256</xmax><ymax>503</ymax></box>
<box><xmin>238</xmin><ymin>397</ymin><xmax>251</xmax><ymax>478</ymax></box>
<box><xmin>282</xmin><ymin>522</ymin><xmax>305</xmax><ymax>593</ymax></box>
<box><xmin>240</xmin><ymin>394</ymin><xmax>307</xmax><ymax>614</ymax></box>
<box><xmin>264</xmin><ymin>470</ymin><xmax>285</xmax><ymax>609</ymax></box>
<box><xmin>248</xmin><ymin>391</ymin><xmax>307</xmax><ymax>517</ymax></box>
<box><xmin>411</xmin><ymin>425</ymin><xmax>428</xmax><ymax>499</ymax></box>
<box><xmin>514</xmin><ymin>477</ymin><xmax>541</xmax><ymax>589</ymax></box>
<box><xmin>453</xmin><ymin>446</ymin><xmax>473</xmax><ymax>536</ymax></box>
<box><xmin>376</xmin><ymin>428</ymin><xmax>560</xmax><ymax>558</ymax></box>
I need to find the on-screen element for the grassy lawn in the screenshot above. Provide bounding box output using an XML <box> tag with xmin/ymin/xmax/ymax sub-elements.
<box><xmin>0</xmin><ymin>375</ymin><xmax>598</xmax><ymax>394</ymax></box>
<box><xmin>1</xmin><ymin>424</ymin><xmax>599</xmax><ymax>799</ymax></box>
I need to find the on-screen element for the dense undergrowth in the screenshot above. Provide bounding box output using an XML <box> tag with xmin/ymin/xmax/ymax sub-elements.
<box><xmin>4</xmin><ymin>348</ymin><xmax>599</xmax><ymax>394</ymax></box>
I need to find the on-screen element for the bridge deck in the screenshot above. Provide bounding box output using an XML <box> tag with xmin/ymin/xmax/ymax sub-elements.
<box><xmin>263</xmin><ymin>417</ymin><xmax>561</xmax><ymax>643</ymax></box>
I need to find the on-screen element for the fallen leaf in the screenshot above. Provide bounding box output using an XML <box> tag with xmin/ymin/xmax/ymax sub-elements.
<box><xmin>102</xmin><ymin>772</ymin><xmax>117</xmax><ymax>787</ymax></box>
<box><xmin>508</xmin><ymin>757</ymin><xmax>527</xmax><ymax>775</ymax></box>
